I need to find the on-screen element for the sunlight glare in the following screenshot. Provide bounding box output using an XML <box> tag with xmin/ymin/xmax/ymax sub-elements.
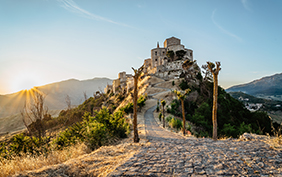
<box><xmin>10</xmin><ymin>72</ymin><xmax>41</xmax><ymax>93</ymax></box>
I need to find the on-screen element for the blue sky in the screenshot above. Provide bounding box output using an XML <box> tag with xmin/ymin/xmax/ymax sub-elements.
<box><xmin>0</xmin><ymin>0</ymin><xmax>281</xmax><ymax>94</ymax></box>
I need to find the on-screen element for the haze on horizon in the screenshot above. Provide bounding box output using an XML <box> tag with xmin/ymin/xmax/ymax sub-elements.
<box><xmin>1</xmin><ymin>0</ymin><xmax>282</xmax><ymax>95</ymax></box>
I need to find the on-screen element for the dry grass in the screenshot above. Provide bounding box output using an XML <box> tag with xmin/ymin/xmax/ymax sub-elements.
<box><xmin>265</xmin><ymin>135</ymin><xmax>282</xmax><ymax>150</ymax></box>
<box><xmin>0</xmin><ymin>137</ymin><xmax>145</xmax><ymax>177</ymax></box>
<box><xmin>0</xmin><ymin>143</ymin><xmax>91</xmax><ymax>177</ymax></box>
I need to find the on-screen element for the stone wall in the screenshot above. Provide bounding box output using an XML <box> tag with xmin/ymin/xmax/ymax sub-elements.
<box><xmin>118</xmin><ymin>71</ymin><xmax>127</xmax><ymax>83</ymax></box>
<box><xmin>113</xmin><ymin>79</ymin><xmax>120</xmax><ymax>93</ymax></box>
<box><xmin>151</xmin><ymin>48</ymin><xmax>166</xmax><ymax>68</ymax></box>
<box><xmin>164</xmin><ymin>37</ymin><xmax>181</xmax><ymax>48</ymax></box>
<box><xmin>155</xmin><ymin>60</ymin><xmax>184</xmax><ymax>79</ymax></box>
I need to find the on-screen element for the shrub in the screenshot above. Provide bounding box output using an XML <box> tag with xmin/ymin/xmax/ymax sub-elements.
<box><xmin>53</xmin><ymin>108</ymin><xmax>130</xmax><ymax>151</ymax></box>
<box><xmin>179</xmin><ymin>80</ymin><xmax>189</xmax><ymax>90</ymax></box>
<box><xmin>166</xmin><ymin>116</ymin><xmax>172</xmax><ymax>122</ymax></box>
<box><xmin>169</xmin><ymin>117</ymin><xmax>182</xmax><ymax>130</ymax></box>
<box><xmin>137</xmin><ymin>95</ymin><xmax>146</xmax><ymax>110</ymax></box>
<box><xmin>83</xmin><ymin>120</ymin><xmax>107</xmax><ymax>150</ymax></box>
<box><xmin>238</xmin><ymin>122</ymin><xmax>254</xmax><ymax>135</ymax></box>
<box><xmin>120</xmin><ymin>103</ymin><xmax>133</xmax><ymax>114</ymax></box>
<box><xmin>0</xmin><ymin>133</ymin><xmax>50</xmax><ymax>159</ymax></box>
<box><xmin>52</xmin><ymin>122</ymin><xmax>84</xmax><ymax>150</ymax></box>
<box><xmin>110</xmin><ymin>110</ymin><xmax>130</xmax><ymax>138</ymax></box>
<box><xmin>159</xmin><ymin>112</ymin><xmax>162</xmax><ymax>122</ymax></box>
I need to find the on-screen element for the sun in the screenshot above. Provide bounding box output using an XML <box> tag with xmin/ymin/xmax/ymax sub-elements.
<box><xmin>10</xmin><ymin>72</ymin><xmax>41</xmax><ymax>93</ymax></box>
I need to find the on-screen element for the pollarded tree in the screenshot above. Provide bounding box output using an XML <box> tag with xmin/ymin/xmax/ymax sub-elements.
<box><xmin>201</xmin><ymin>64</ymin><xmax>213</xmax><ymax>81</ymax></box>
<box><xmin>161</xmin><ymin>99</ymin><xmax>166</xmax><ymax>128</ymax></box>
<box><xmin>173</xmin><ymin>89</ymin><xmax>191</xmax><ymax>136</ymax></box>
<box><xmin>131</xmin><ymin>65</ymin><xmax>143</xmax><ymax>143</ymax></box>
<box><xmin>207</xmin><ymin>61</ymin><xmax>221</xmax><ymax>141</ymax></box>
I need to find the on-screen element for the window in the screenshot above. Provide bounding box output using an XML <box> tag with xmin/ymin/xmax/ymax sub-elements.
<box><xmin>162</xmin><ymin>51</ymin><xmax>165</xmax><ymax>55</ymax></box>
<box><xmin>155</xmin><ymin>51</ymin><xmax>157</xmax><ymax>56</ymax></box>
<box><xmin>155</xmin><ymin>59</ymin><xmax>158</xmax><ymax>61</ymax></box>
<box><xmin>190</xmin><ymin>52</ymin><xmax>192</xmax><ymax>56</ymax></box>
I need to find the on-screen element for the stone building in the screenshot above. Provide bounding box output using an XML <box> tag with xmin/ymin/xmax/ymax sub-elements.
<box><xmin>147</xmin><ymin>36</ymin><xmax>194</xmax><ymax>78</ymax></box>
<box><xmin>110</xmin><ymin>71</ymin><xmax>134</xmax><ymax>94</ymax></box>
<box><xmin>112</xmin><ymin>79</ymin><xmax>120</xmax><ymax>93</ymax></box>
<box><xmin>143</xmin><ymin>58</ymin><xmax>151</xmax><ymax>73</ymax></box>
<box><xmin>150</xmin><ymin>37</ymin><xmax>193</xmax><ymax>69</ymax></box>
<box><xmin>104</xmin><ymin>84</ymin><xmax>112</xmax><ymax>94</ymax></box>
<box><xmin>104</xmin><ymin>36</ymin><xmax>194</xmax><ymax>93</ymax></box>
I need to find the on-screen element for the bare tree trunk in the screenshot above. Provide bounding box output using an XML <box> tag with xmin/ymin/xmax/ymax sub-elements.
<box><xmin>212</xmin><ymin>74</ymin><xmax>218</xmax><ymax>140</ymax></box>
<box><xmin>207</xmin><ymin>61</ymin><xmax>221</xmax><ymax>141</ymax></box>
<box><xmin>181</xmin><ymin>99</ymin><xmax>186</xmax><ymax>136</ymax></box>
<box><xmin>162</xmin><ymin>106</ymin><xmax>165</xmax><ymax>128</ymax></box>
<box><xmin>133</xmin><ymin>74</ymin><xmax>139</xmax><ymax>143</ymax></box>
<box><xmin>132</xmin><ymin>66</ymin><xmax>143</xmax><ymax>143</ymax></box>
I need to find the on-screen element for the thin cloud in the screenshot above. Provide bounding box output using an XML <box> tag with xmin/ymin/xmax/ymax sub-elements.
<box><xmin>57</xmin><ymin>0</ymin><xmax>132</xmax><ymax>28</ymax></box>
<box><xmin>241</xmin><ymin>0</ymin><xmax>252</xmax><ymax>12</ymax></box>
<box><xmin>211</xmin><ymin>9</ymin><xmax>242</xmax><ymax>42</ymax></box>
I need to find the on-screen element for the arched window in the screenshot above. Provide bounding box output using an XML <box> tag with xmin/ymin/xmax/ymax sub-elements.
<box><xmin>155</xmin><ymin>51</ymin><xmax>157</xmax><ymax>56</ymax></box>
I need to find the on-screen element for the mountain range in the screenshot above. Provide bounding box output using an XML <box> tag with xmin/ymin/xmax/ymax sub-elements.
<box><xmin>226</xmin><ymin>73</ymin><xmax>282</xmax><ymax>101</ymax></box>
<box><xmin>0</xmin><ymin>77</ymin><xmax>112</xmax><ymax>134</ymax></box>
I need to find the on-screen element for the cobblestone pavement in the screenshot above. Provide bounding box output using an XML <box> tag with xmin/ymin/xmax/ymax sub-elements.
<box><xmin>108</xmin><ymin>105</ymin><xmax>282</xmax><ymax>177</ymax></box>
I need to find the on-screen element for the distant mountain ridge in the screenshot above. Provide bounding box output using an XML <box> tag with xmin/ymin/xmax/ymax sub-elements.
<box><xmin>0</xmin><ymin>77</ymin><xmax>112</xmax><ymax>118</ymax></box>
<box><xmin>226</xmin><ymin>73</ymin><xmax>282</xmax><ymax>100</ymax></box>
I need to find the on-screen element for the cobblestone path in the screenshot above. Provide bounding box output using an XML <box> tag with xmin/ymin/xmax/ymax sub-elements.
<box><xmin>108</xmin><ymin>93</ymin><xmax>282</xmax><ymax>176</ymax></box>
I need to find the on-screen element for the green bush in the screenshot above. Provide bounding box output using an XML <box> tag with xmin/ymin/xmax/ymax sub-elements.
<box><xmin>159</xmin><ymin>112</ymin><xmax>162</xmax><ymax>122</ymax></box>
<box><xmin>53</xmin><ymin>108</ymin><xmax>130</xmax><ymax>151</ymax></box>
<box><xmin>53</xmin><ymin>122</ymin><xmax>84</xmax><ymax>150</ymax></box>
<box><xmin>179</xmin><ymin>80</ymin><xmax>189</xmax><ymax>90</ymax></box>
<box><xmin>0</xmin><ymin>133</ymin><xmax>50</xmax><ymax>160</ymax></box>
<box><xmin>166</xmin><ymin>116</ymin><xmax>172</xmax><ymax>122</ymax></box>
<box><xmin>169</xmin><ymin>117</ymin><xmax>182</xmax><ymax>130</ymax></box>
<box><xmin>110</xmin><ymin>110</ymin><xmax>130</xmax><ymax>138</ymax></box>
<box><xmin>238</xmin><ymin>122</ymin><xmax>254</xmax><ymax>135</ymax></box>
<box><xmin>84</xmin><ymin>120</ymin><xmax>107</xmax><ymax>150</ymax></box>
<box><xmin>137</xmin><ymin>95</ymin><xmax>146</xmax><ymax>109</ymax></box>
<box><xmin>168</xmin><ymin>100</ymin><xmax>181</xmax><ymax>117</ymax></box>
<box><xmin>120</xmin><ymin>103</ymin><xmax>133</xmax><ymax>114</ymax></box>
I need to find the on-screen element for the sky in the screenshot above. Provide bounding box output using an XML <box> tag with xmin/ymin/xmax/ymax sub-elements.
<box><xmin>0</xmin><ymin>0</ymin><xmax>282</xmax><ymax>95</ymax></box>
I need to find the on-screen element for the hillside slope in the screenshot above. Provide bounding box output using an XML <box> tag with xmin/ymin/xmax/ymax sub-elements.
<box><xmin>0</xmin><ymin>77</ymin><xmax>112</xmax><ymax>133</ymax></box>
<box><xmin>226</xmin><ymin>73</ymin><xmax>282</xmax><ymax>101</ymax></box>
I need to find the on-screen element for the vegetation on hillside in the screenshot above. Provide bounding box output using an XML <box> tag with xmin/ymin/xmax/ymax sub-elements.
<box><xmin>167</xmin><ymin>63</ymin><xmax>278</xmax><ymax>138</ymax></box>
<box><xmin>0</xmin><ymin>86</ymin><xmax>147</xmax><ymax>161</ymax></box>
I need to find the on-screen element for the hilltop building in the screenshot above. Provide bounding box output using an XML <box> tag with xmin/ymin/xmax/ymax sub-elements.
<box><xmin>151</xmin><ymin>37</ymin><xmax>193</xmax><ymax>68</ymax></box>
<box><xmin>149</xmin><ymin>36</ymin><xmax>194</xmax><ymax>78</ymax></box>
<box><xmin>105</xmin><ymin>71</ymin><xmax>133</xmax><ymax>94</ymax></box>
<box><xmin>104</xmin><ymin>36</ymin><xmax>194</xmax><ymax>93</ymax></box>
